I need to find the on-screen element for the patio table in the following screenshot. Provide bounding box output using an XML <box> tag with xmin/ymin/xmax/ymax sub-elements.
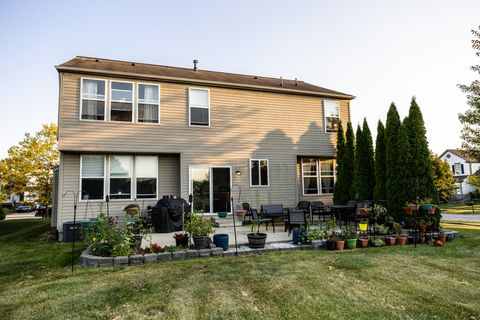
<box><xmin>326</xmin><ymin>204</ymin><xmax>356</xmax><ymax>228</ymax></box>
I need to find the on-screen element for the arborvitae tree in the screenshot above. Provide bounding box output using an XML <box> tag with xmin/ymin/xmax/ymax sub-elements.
<box><xmin>405</xmin><ymin>97</ymin><xmax>436</xmax><ymax>201</ymax></box>
<box><xmin>362</xmin><ymin>119</ymin><xmax>375</xmax><ymax>199</ymax></box>
<box><xmin>385</xmin><ymin>103</ymin><xmax>402</xmax><ymax>215</ymax></box>
<box><xmin>392</xmin><ymin>122</ymin><xmax>413</xmax><ymax>218</ymax></box>
<box><xmin>353</xmin><ymin>124</ymin><xmax>363</xmax><ymax>200</ymax></box>
<box><xmin>333</xmin><ymin>122</ymin><xmax>355</xmax><ymax>204</ymax></box>
<box><xmin>374</xmin><ymin>120</ymin><xmax>387</xmax><ymax>200</ymax></box>
<box><xmin>336</xmin><ymin>121</ymin><xmax>345</xmax><ymax>170</ymax></box>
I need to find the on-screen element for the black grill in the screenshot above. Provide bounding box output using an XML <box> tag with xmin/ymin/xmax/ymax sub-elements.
<box><xmin>149</xmin><ymin>196</ymin><xmax>190</xmax><ymax>233</ymax></box>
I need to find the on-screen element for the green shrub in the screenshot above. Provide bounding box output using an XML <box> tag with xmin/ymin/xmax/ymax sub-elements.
<box><xmin>86</xmin><ymin>211</ymin><xmax>133</xmax><ymax>257</ymax></box>
<box><xmin>184</xmin><ymin>213</ymin><xmax>214</xmax><ymax>237</ymax></box>
<box><xmin>0</xmin><ymin>206</ymin><xmax>5</xmax><ymax>220</ymax></box>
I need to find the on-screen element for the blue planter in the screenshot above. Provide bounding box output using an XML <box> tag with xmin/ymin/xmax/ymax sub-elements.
<box><xmin>292</xmin><ymin>229</ymin><xmax>307</xmax><ymax>245</ymax></box>
<box><xmin>213</xmin><ymin>234</ymin><xmax>229</xmax><ymax>251</ymax></box>
<box><xmin>217</xmin><ymin>212</ymin><xmax>228</xmax><ymax>218</ymax></box>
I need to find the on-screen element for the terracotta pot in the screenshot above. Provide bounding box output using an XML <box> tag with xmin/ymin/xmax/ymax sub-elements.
<box><xmin>419</xmin><ymin>236</ymin><xmax>426</xmax><ymax>244</ymax></box>
<box><xmin>427</xmin><ymin>208</ymin><xmax>435</xmax><ymax>216</ymax></box>
<box><xmin>357</xmin><ymin>238</ymin><xmax>369</xmax><ymax>248</ymax></box>
<box><xmin>386</xmin><ymin>237</ymin><xmax>396</xmax><ymax>246</ymax></box>
<box><xmin>419</xmin><ymin>225</ymin><xmax>427</xmax><ymax>233</ymax></box>
<box><xmin>434</xmin><ymin>239</ymin><xmax>444</xmax><ymax>247</ymax></box>
<box><xmin>396</xmin><ymin>236</ymin><xmax>407</xmax><ymax>246</ymax></box>
<box><xmin>235</xmin><ymin>210</ymin><xmax>247</xmax><ymax>218</ymax></box>
<box><xmin>403</xmin><ymin>207</ymin><xmax>412</xmax><ymax>216</ymax></box>
<box><xmin>438</xmin><ymin>233</ymin><xmax>447</xmax><ymax>243</ymax></box>
<box><xmin>410</xmin><ymin>204</ymin><xmax>420</xmax><ymax>212</ymax></box>
<box><xmin>335</xmin><ymin>240</ymin><xmax>345</xmax><ymax>251</ymax></box>
<box><xmin>359</xmin><ymin>208</ymin><xmax>368</xmax><ymax>216</ymax></box>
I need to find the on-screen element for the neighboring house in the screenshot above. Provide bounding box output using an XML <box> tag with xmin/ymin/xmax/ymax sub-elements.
<box><xmin>53</xmin><ymin>56</ymin><xmax>354</xmax><ymax>240</ymax></box>
<box><xmin>439</xmin><ymin>149</ymin><xmax>480</xmax><ymax>199</ymax></box>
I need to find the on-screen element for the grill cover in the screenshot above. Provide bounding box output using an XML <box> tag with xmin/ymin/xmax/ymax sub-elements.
<box><xmin>150</xmin><ymin>197</ymin><xmax>190</xmax><ymax>233</ymax></box>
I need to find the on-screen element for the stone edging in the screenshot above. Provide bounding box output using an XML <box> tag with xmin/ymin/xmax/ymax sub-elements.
<box><xmin>80</xmin><ymin>230</ymin><xmax>459</xmax><ymax>268</ymax></box>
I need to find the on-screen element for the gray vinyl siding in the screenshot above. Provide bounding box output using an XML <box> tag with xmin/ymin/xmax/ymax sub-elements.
<box><xmin>56</xmin><ymin>72</ymin><xmax>351</xmax><ymax>229</ymax></box>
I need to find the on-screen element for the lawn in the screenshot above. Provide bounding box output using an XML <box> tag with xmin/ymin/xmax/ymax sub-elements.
<box><xmin>439</xmin><ymin>203</ymin><xmax>480</xmax><ymax>214</ymax></box>
<box><xmin>1</xmin><ymin>220</ymin><xmax>479</xmax><ymax>320</ymax></box>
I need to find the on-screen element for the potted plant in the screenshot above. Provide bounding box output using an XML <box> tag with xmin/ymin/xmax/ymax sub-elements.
<box><xmin>438</xmin><ymin>231</ymin><xmax>447</xmax><ymax>244</ymax></box>
<box><xmin>418</xmin><ymin>219</ymin><xmax>428</xmax><ymax>233</ymax></box>
<box><xmin>217</xmin><ymin>211</ymin><xmax>228</xmax><ymax>218</ymax></box>
<box><xmin>357</xmin><ymin>237</ymin><xmax>369</xmax><ymax>248</ymax></box>
<box><xmin>343</xmin><ymin>225</ymin><xmax>358</xmax><ymax>249</ymax></box>
<box><xmin>184</xmin><ymin>213</ymin><xmax>214</xmax><ymax>249</ymax></box>
<box><xmin>403</xmin><ymin>203</ymin><xmax>413</xmax><ymax>216</ymax></box>
<box><xmin>247</xmin><ymin>221</ymin><xmax>267</xmax><ymax>248</ymax></box>
<box><xmin>173</xmin><ymin>232</ymin><xmax>189</xmax><ymax>248</ymax></box>
<box><xmin>372</xmin><ymin>238</ymin><xmax>384</xmax><ymax>247</ymax></box>
<box><xmin>420</xmin><ymin>199</ymin><xmax>434</xmax><ymax>215</ymax></box>
<box><xmin>371</xmin><ymin>204</ymin><xmax>387</xmax><ymax>221</ymax></box>
<box><xmin>394</xmin><ymin>223</ymin><xmax>407</xmax><ymax>246</ymax></box>
<box><xmin>385</xmin><ymin>234</ymin><xmax>396</xmax><ymax>246</ymax></box>
<box><xmin>324</xmin><ymin>219</ymin><xmax>337</xmax><ymax>250</ymax></box>
<box><xmin>359</xmin><ymin>218</ymin><xmax>369</xmax><ymax>232</ymax></box>
<box><xmin>307</xmin><ymin>225</ymin><xmax>327</xmax><ymax>248</ymax></box>
<box><xmin>235</xmin><ymin>205</ymin><xmax>247</xmax><ymax>218</ymax></box>
<box><xmin>358</xmin><ymin>207</ymin><xmax>369</xmax><ymax>217</ymax></box>
<box><xmin>292</xmin><ymin>228</ymin><xmax>307</xmax><ymax>245</ymax></box>
<box><xmin>335</xmin><ymin>231</ymin><xmax>345</xmax><ymax>251</ymax></box>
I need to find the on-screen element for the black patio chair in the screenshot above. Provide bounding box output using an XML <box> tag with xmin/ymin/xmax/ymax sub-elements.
<box><xmin>296</xmin><ymin>201</ymin><xmax>311</xmax><ymax>215</ymax></box>
<box><xmin>286</xmin><ymin>209</ymin><xmax>307</xmax><ymax>235</ymax></box>
<box><xmin>251</xmin><ymin>208</ymin><xmax>275</xmax><ymax>232</ymax></box>
<box><xmin>242</xmin><ymin>202</ymin><xmax>254</xmax><ymax>221</ymax></box>
<box><xmin>311</xmin><ymin>201</ymin><xmax>332</xmax><ymax>223</ymax></box>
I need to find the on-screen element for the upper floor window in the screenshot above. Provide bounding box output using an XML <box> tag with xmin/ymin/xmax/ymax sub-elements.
<box><xmin>250</xmin><ymin>159</ymin><xmax>269</xmax><ymax>186</ymax></box>
<box><xmin>81</xmin><ymin>79</ymin><xmax>106</xmax><ymax>121</ymax></box>
<box><xmin>137</xmin><ymin>84</ymin><xmax>160</xmax><ymax>123</ymax></box>
<box><xmin>453</xmin><ymin>163</ymin><xmax>464</xmax><ymax>175</ymax></box>
<box><xmin>189</xmin><ymin>88</ymin><xmax>210</xmax><ymax>126</ymax></box>
<box><xmin>324</xmin><ymin>100</ymin><xmax>340</xmax><ymax>132</ymax></box>
<box><xmin>110</xmin><ymin>81</ymin><xmax>133</xmax><ymax>122</ymax></box>
<box><xmin>81</xmin><ymin>155</ymin><xmax>105</xmax><ymax>200</ymax></box>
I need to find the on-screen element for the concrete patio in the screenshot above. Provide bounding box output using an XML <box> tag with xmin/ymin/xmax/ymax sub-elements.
<box><xmin>148</xmin><ymin>215</ymin><xmax>294</xmax><ymax>247</ymax></box>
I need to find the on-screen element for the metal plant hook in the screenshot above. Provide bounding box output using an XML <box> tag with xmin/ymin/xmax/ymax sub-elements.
<box><xmin>62</xmin><ymin>190</ymin><xmax>79</xmax><ymax>272</ymax></box>
<box><xmin>231</xmin><ymin>184</ymin><xmax>242</xmax><ymax>256</ymax></box>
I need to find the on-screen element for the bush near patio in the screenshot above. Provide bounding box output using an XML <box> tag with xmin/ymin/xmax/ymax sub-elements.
<box><xmin>1</xmin><ymin>219</ymin><xmax>479</xmax><ymax>319</ymax></box>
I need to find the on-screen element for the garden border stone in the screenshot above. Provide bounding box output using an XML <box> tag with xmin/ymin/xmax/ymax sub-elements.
<box><xmin>80</xmin><ymin>229</ymin><xmax>462</xmax><ymax>268</ymax></box>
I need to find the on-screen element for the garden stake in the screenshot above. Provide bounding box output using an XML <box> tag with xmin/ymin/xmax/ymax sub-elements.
<box><xmin>231</xmin><ymin>197</ymin><xmax>238</xmax><ymax>256</ymax></box>
<box><xmin>62</xmin><ymin>191</ymin><xmax>79</xmax><ymax>273</ymax></box>
<box><xmin>106</xmin><ymin>194</ymin><xmax>110</xmax><ymax>218</ymax></box>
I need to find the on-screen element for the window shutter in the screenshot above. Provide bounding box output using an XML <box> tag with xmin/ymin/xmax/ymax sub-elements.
<box><xmin>461</xmin><ymin>164</ymin><xmax>464</xmax><ymax>174</ymax></box>
<box><xmin>452</xmin><ymin>165</ymin><xmax>455</xmax><ymax>173</ymax></box>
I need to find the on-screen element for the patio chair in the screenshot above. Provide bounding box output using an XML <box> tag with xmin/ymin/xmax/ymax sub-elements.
<box><xmin>242</xmin><ymin>202</ymin><xmax>254</xmax><ymax>221</ymax></box>
<box><xmin>286</xmin><ymin>209</ymin><xmax>307</xmax><ymax>235</ymax></box>
<box><xmin>251</xmin><ymin>208</ymin><xmax>275</xmax><ymax>232</ymax></box>
<box><xmin>296</xmin><ymin>201</ymin><xmax>311</xmax><ymax>215</ymax></box>
<box><xmin>311</xmin><ymin>201</ymin><xmax>332</xmax><ymax>223</ymax></box>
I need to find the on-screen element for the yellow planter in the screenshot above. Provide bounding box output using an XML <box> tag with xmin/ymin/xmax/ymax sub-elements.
<box><xmin>359</xmin><ymin>223</ymin><xmax>368</xmax><ymax>232</ymax></box>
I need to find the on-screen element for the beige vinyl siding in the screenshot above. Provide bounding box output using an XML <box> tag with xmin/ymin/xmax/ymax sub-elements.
<box><xmin>57</xmin><ymin>152</ymin><xmax>180</xmax><ymax>230</ymax></box>
<box><xmin>56</xmin><ymin>73</ymin><xmax>351</xmax><ymax>228</ymax></box>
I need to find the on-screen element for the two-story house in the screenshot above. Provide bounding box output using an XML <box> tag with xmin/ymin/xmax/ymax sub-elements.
<box><xmin>53</xmin><ymin>56</ymin><xmax>354</xmax><ymax>240</ymax></box>
<box><xmin>439</xmin><ymin>149</ymin><xmax>480</xmax><ymax>198</ymax></box>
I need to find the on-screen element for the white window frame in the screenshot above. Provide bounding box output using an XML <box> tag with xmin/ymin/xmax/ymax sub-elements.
<box><xmin>109</xmin><ymin>80</ymin><xmax>134</xmax><ymax>123</ymax></box>
<box><xmin>323</xmin><ymin>100</ymin><xmax>340</xmax><ymax>133</ymax></box>
<box><xmin>134</xmin><ymin>155</ymin><xmax>159</xmax><ymax>199</ymax></box>
<box><xmin>188</xmin><ymin>87</ymin><xmax>211</xmax><ymax>127</ymax></box>
<box><xmin>108</xmin><ymin>155</ymin><xmax>134</xmax><ymax>200</ymax></box>
<box><xmin>249</xmin><ymin>159</ymin><xmax>269</xmax><ymax>187</ymax></box>
<box><xmin>301</xmin><ymin>158</ymin><xmax>319</xmax><ymax>195</ymax></box>
<box><xmin>79</xmin><ymin>77</ymin><xmax>107</xmax><ymax>122</ymax></box>
<box><xmin>79</xmin><ymin>155</ymin><xmax>106</xmax><ymax>201</ymax></box>
<box><xmin>301</xmin><ymin>158</ymin><xmax>336</xmax><ymax>196</ymax></box>
<box><xmin>136</xmin><ymin>82</ymin><xmax>160</xmax><ymax>125</ymax></box>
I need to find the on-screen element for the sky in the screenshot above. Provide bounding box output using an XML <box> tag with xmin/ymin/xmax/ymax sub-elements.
<box><xmin>0</xmin><ymin>0</ymin><xmax>479</xmax><ymax>158</ymax></box>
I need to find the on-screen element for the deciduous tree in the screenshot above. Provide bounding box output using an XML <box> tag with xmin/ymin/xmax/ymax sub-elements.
<box><xmin>431</xmin><ymin>154</ymin><xmax>458</xmax><ymax>201</ymax></box>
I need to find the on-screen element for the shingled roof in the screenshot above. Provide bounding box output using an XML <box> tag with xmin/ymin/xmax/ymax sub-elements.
<box><xmin>56</xmin><ymin>56</ymin><xmax>355</xmax><ymax>99</ymax></box>
<box><xmin>440</xmin><ymin>149</ymin><xmax>477</xmax><ymax>163</ymax></box>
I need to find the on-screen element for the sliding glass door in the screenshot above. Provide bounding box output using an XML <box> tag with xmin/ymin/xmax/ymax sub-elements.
<box><xmin>190</xmin><ymin>166</ymin><xmax>231</xmax><ymax>214</ymax></box>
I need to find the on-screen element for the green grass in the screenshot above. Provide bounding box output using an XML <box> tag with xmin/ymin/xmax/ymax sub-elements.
<box><xmin>1</xmin><ymin>220</ymin><xmax>480</xmax><ymax>319</ymax></box>
<box><xmin>439</xmin><ymin>203</ymin><xmax>480</xmax><ymax>214</ymax></box>
<box><xmin>3</xmin><ymin>207</ymin><xmax>15</xmax><ymax>215</ymax></box>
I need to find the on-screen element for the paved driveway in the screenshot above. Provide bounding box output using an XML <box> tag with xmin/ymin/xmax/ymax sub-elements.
<box><xmin>5</xmin><ymin>212</ymin><xmax>41</xmax><ymax>220</ymax></box>
<box><xmin>441</xmin><ymin>214</ymin><xmax>480</xmax><ymax>223</ymax></box>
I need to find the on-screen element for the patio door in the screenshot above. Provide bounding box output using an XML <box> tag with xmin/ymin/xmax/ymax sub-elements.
<box><xmin>190</xmin><ymin>166</ymin><xmax>231</xmax><ymax>214</ymax></box>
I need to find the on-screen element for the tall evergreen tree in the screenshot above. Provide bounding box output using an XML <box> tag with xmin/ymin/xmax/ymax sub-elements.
<box><xmin>336</xmin><ymin>121</ymin><xmax>345</xmax><ymax>170</ymax></box>
<box><xmin>333</xmin><ymin>122</ymin><xmax>355</xmax><ymax>204</ymax></box>
<box><xmin>405</xmin><ymin>97</ymin><xmax>436</xmax><ymax>201</ymax></box>
<box><xmin>392</xmin><ymin>122</ymin><xmax>413</xmax><ymax>217</ymax></box>
<box><xmin>374</xmin><ymin>120</ymin><xmax>387</xmax><ymax>200</ymax></box>
<box><xmin>353</xmin><ymin>124</ymin><xmax>363</xmax><ymax>200</ymax></box>
<box><xmin>385</xmin><ymin>103</ymin><xmax>402</xmax><ymax>215</ymax></box>
<box><xmin>362</xmin><ymin>119</ymin><xmax>375</xmax><ymax>199</ymax></box>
